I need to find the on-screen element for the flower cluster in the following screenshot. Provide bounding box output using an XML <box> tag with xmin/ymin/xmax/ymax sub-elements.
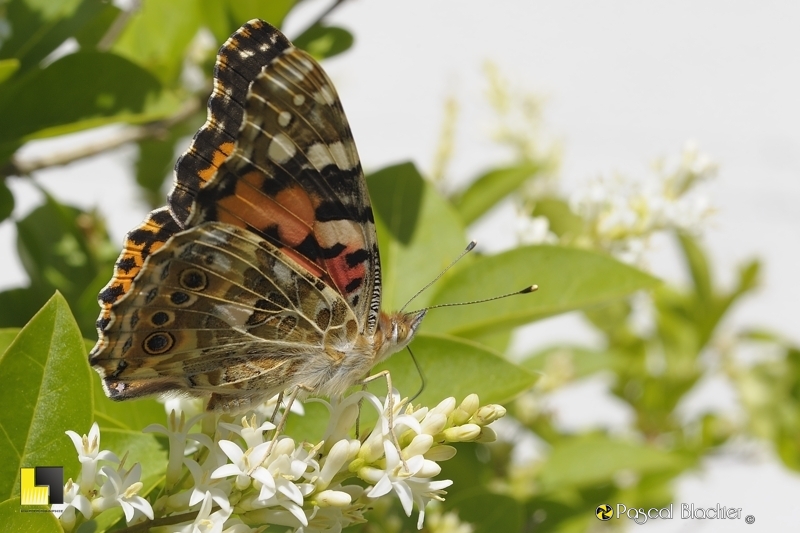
<box><xmin>52</xmin><ymin>390</ymin><xmax>505</xmax><ymax>532</ymax></box>
<box><xmin>565</xmin><ymin>141</ymin><xmax>718</xmax><ymax>263</ymax></box>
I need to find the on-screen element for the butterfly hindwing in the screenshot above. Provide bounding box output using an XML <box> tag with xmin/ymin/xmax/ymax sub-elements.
<box><xmin>90</xmin><ymin>223</ymin><xmax>362</xmax><ymax>405</ymax></box>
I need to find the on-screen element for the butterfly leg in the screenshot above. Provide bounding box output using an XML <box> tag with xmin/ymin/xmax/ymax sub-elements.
<box><xmin>269</xmin><ymin>391</ymin><xmax>285</xmax><ymax>426</ymax></box>
<box><xmin>267</xmin><ymin>385</ymin><xmax>313</xmax><ymax>452</ymax></box>
<box><xmin>359</xmin><ymin>370</ymin><xmax>410</xmax><ymax>472</ymax></box>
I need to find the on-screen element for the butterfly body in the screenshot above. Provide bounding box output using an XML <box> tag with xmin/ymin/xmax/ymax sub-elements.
<box><xmin>89</xmin><ymin>20</ymin><xmax>426</xmax><ymax>412</ymax></box>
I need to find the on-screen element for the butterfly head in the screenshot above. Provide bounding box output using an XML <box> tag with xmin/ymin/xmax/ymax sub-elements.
<box><xmin>374</xmin><ymin>309</ymin><xmax>427</xmax><ymax>362</ymax></box>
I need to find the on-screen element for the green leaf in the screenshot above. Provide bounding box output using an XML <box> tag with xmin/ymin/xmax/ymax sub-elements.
<box><xmin>521</xmin><ymin>345</ymin><xmax>614</xmax><ymax>381</ymax></box>
<box><xmin>424</xmin><ymin>245</ymin><xmax>660</xmax><ymax>338</ymax></box>
<box><xmin>0</xmin><ymin>293</ymin><xmax>93</xmax><ymax>501</ymax></box>
<box><xmin>0</xmin><ymin>0</ymin><xmax>106</xmax><ymax>73</ymax></box>
<box><xmin>73</xmin><ymin>3</ymin><xmax>122</xmax><ymax>49</ymax></box>
<box><xmin>16</xmin><ymin>195</ymin><xmax>96</xmax><ymax>302</ymax></box>
<box><xmin>0</xmin><ymin>179</ymin><xmax>14</xmax><ymax>221</ymax></box>
<box><xmin>0</xmin><ymin>287</ymin><xmax>49</xmax><ymax>329</ymax></box>
<box><xmin>445</xmin><ymin>491</ymin><xmax>523</xmax><ymax>533</ymax></box>
<box><xmin>0</xmin><ymin>52</ymin><xmax>175</xmax><ymax>149</ymax></box>
<box><xmin>453</xmin><ymin>162</ymin><xmax>542</xmax><ymax>225</ymax></box>
<box><xmin>373</xmin><ymin>333</ymin><xmax>538</xmax><ymax>406</ymax></box>
<box><xmin>367</xmin><ymin>162</ymin><xmax>467</xmax><ymax>311</ymax></box>
<box><xmin>101</xmin><ymin>429</ymin><xmax>167</xmax><ymax>494</ymax></box>
<box><xmin>293</xmin><ymin>25</ymin><xmax>354</xmax><ymax>60</ymax></box>
<box><xmin>676</xmin><ymin>231</ymin><xmax>712</xmax><ymax>304</ymax></box>
<box><xmin>0</xmin><ymin>497</ymin><xmax>62</xmax><ymax>532</ymax></box>
<box><xmin>538</xmin><ymin>434</ymin><xmax>687</xmax><ymax>493</ymax></box>
<box><xmin>0</xmin><ymin>328</ymin><xmax>22</xmax><ymax>359</ymax></box>
<box><xmin>532</xmin><ymin>196</ymin><xmax>585</xmax><ymax>239</ymax></box>
<box><xmin>226</xmin><ymin>0</ymin><xmax>295</xmax><ymax>31</ymax></box>
<box><xmin>0</xmin><ymin>59</ymin><xmax>20</xmax><ymax>84</ymax></box>
<box><xmin>111</xmin><ymin>0</ymin><xmax>202</xmax><ymax>84</ymax></box>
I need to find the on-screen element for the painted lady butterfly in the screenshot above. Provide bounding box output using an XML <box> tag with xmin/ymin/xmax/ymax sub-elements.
<box><xmin>89</xmin><ymin>19</ymin><xmax>426</xmax><ymax>412</ymax></box>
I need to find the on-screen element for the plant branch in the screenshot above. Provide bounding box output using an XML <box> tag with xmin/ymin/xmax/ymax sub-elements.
<box><xmin>293</xmin><ymin>0</ymin><xmax>350</xmax><ymax>38</ymax></box>
<box><xmin>0</xmin><ymin>99</ymin><xmax>200</xmax><ymax>179</ymax></box>
<box><xmin>115</xmin><ymin>506</ymin><xmax>220</xmax><ymax>533</ymax></box>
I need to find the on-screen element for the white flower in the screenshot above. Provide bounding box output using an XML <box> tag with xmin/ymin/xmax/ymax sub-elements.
<box><xmin>358</xmin><ymin>390</ymin><xmax>421</xmax><ymax>463</ymax></box>
<box><xmin>313</xmin><ymin>393</ymin><xmax>365</xmax><ymax>446</ymax></box>
<box><xmin>185</xmin><ymin>458</ymin><xmax>232</xmax><ymax>512</ymax></box>
<box><xmin>248</xmin><ymin>439</ymin><xmax>316</xmax><ymax>526</ymax></box>
<box><xmin>145</xmin><ymin>410</ymin><xmax>210</xmax><ymax>486</ymax></box>
<box><xmin>219</xmin><ymin>413</ymin><xmax>276</xmax><ymax>449</ymax></box>
<box><xmin>65</xmin><ymin>422</ymin><xmax>119</xmax><ymax>494</ymax></box>
<box><xmin>313</xmin><ymin>439</ymin><xmax>355</xmax><ymax>491</ymax></box>
<box><xmin>93</xmin><ymin>462</ymin><xmax>154</xmax><ymax>524</ymax></box>
<box><xmin>426</xmin><ymin>507</ymin><xmax>474</xmax><ymax>533</ymax></box>
<box><xmin>516</xmin><ymin>214</ymin><xmax>558</xmax><ymax>245</ymax></box>
<box><xmin>211</xmin><ymin>439</ymin><xmax>272</xmax><ymax>490</ymax></box>
<box><xmin>362</xmin><ymin>441</ymin><xmax>452</xmax><ymax>529</ymax></box>
<box><xmin>155</xmin><ymin>491</ymin><xmax>233</xmax><ymax>533</ymax></box>
<box><xmin>51</xmin><ymin>478</ymin><xmax>92</xmax><ymax>530</ymax></box>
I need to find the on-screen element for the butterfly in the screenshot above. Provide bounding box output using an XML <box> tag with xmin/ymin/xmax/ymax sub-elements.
<box><xmin>89</xmin><ymin>19</ymin><xmax>426</xmax><ymax>412</ymax></box>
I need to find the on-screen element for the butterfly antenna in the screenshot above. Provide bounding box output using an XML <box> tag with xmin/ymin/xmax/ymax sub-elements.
<box><xmin>412</xmin><ymin>284</ymin><xmax>538</xmax><ymax>313</ymax></box>
<box><xmin>399</xmin><ymin>240</ymin><xmax>477</xmax><ymax>313</ymax></box>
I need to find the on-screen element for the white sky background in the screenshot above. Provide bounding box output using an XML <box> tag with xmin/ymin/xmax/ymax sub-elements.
<box><xmin>2</xmin><ymin>1</ymin><xmax>800</xmax><ymax>530</ymax></box>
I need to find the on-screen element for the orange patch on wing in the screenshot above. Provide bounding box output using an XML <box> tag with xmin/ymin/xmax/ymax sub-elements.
<box><xmin>217</xmin><ymin>180</ymin><xmax>317</xmax><ymax>249</ymax></box>
<box><xmin>198</xmin><ymin>141</ymin><xmax>235</xmax><ymax>183</ymax></box>
<box><xmin>326</xmin><ymin>248</ymin><xmax>366</xmax><ymax>297</ymax></box>
<box><xmin>273</xmin><ymin>186</ymin><xmax>316</xmax><ymax>244</ymax></box>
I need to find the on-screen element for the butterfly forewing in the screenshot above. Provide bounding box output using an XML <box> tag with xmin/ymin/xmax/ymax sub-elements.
<box><xmin>187</xmin><ymin>45</ymin><xmax>380</xmax><ymax>336</ymax></box>
<box><xmin>169</xmin><ymin>20</ymin><xmax>292</xmax><ymax>225</ymax></box>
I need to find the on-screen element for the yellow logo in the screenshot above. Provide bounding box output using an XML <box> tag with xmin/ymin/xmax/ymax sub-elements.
<box><xmin>20</xmin><ymin>467</ymin><xmax>63</xmax><ymax>505</ymax></box>
<box><xmin>596</xmin><ymin>504</ymin><xmax>613</xmax><ymax>521</ymax></box>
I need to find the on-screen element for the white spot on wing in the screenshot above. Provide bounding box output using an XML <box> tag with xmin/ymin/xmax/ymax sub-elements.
<box><xmin>272</xmin><ymin>261</ymin><xmax>293</xmax><ymax>288</ymax></box>
<box><xmin>328</xmin><ymin>141</ymin><xmax>355</xmax><ymax>170</ymax></box>
<box><xmin>239</xmin><ymin>49</ymin><xmax>255</xmax><ymax>59</ymax></box>
<box><xmin>278</xmin><ymin>111</ymin><xmax>291</xmax><ymax>127</ymax></box>
<box><xmin>296</xmin><ymin>56</ymin><xmax>314</xmax><ymax>73</ymax></box>
<box><xmin>306</xmin><ymin>143</ymin><xmax>334</xmax><ymax>170</ymax></box>
<box><xmin>293</xmin><ymin>94</ymin><xmax>306</xmax><ymax>106</ymax></box>
<box><xmin>313</xmin><ymin>85</ymin><xmax>336</xmax><ymax>105</ymax></box>
<box><xmin>315</xmin><ymin>219</ymin><xmax>363</xmax><ymax>249</ymax></box>
<box><xmin>268</xmin><ymin>133</ymin><xmax>296</xmax><ymax>164</ymax></box>
<box><xmin>213</xmin><ymin>303</ymin><xmax>253</xmax><ymax>328</ymax></box>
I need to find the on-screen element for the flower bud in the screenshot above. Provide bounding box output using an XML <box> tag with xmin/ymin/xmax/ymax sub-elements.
<box><xmin>470</xmin><ymin>404</ymin><xmax>506</xmax><ymax>426</ymax></box>
<box><xmin>451</xmin><ymin>394</ymin><xmax>480</xmax><ymax>425</ymax></box>
<box><xmin>416</xmin><ymin>459</ymin><xmax>441</xmax><ymax>478</ymax></box>
<box><xmin>316</xmin><ymin>489</ymin><xmax>352</xmax><ymax>507</ymax></box>
<box><xmin>403</xmin><ymin>434</ymin><xmax>434</xmax><ymax>459</ymax></box>
<box><xmin>420</xmin><ymin>413</ymin><xmax>447</xmax><ymax>436</ymax></box>
<box><xmin>317</xmin><ymin>439</ymin><xmax>351</xmax><ymax>489</ymax></box>
<box><xmin>442</xmin><ymin>424</ymin><xmax>481</xmax><ymax>442</ymax></box>
<box><xmin>430</xmin><ymin>397</ymin><xmax>457</xmax><ymax>417</ymax></box>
